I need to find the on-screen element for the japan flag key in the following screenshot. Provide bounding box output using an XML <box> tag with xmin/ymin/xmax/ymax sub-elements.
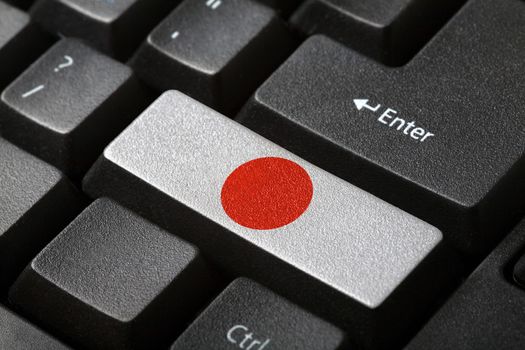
<box><xmin>83</xmin><ymin>91</ymin><xmax>455</xmax><ymax>349</ymax></box>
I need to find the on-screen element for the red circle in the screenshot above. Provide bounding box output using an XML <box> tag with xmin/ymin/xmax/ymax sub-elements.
<box><xmin>221</xmin><ymin>157</ymin><xmax>313</xmax><ymax>230</ymax></box>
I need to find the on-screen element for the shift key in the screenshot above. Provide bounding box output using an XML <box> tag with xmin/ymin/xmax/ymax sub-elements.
<box><xmin>83</xmin><ymin>91</ymin><xmax>452</xmax><ymax>349</ymax></box>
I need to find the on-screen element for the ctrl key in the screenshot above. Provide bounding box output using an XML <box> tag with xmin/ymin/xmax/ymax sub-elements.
<box><xmin>171</xmin><ymin>278</ymin><xmax>347</xmax><ymax>350</ymax></box>
<box><xmin>9</xmin><ymin>199</ymin><xmax>215</xmax><ymax>350</ymax></box>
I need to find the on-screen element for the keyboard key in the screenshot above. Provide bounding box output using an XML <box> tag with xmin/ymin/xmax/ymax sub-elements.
<box><xmin>0</xmin><ymin>138</ymin><xmax>81</xmax><ymax>291</ymax></box>
<box><xmin>0</xmin><ymin>1</ymin><xmax>51</xmax><ymax>89</ymax></box>
<box><xmin>171</xmin><ymin>278</ymin><xmax>347</xmax><ymax>350</ymax></box>
<box><xmin>30</xmin><ymin>0</ymin><xmax>176</xmax><ymax>59</ymax></box>
<box><xmin>238</xmin><ymin>0</ymin><xmax>525</xmax><ymax>256</ymax></box>
<box><xmin>405</xmin><ymin>218</ymin><xmax>525</xmax><ymax>350</ymax></box>
<box><xmin>131</xmin><ymin>0</ymin><xmax>294</xmax><ymax>114</ymax></box>
<box><xmin>0</xmin><ymin>305</ymin><xmax>70</xmax><ymax>349</ymax></box>
<box><xmin>9</xmin><ymin>198</ymin><xmax>215</xmax><ymax>350</ymax></box>
<box><xmin>83</xmin><ymin>91</ymin><xmax>453</xmax><ymax>349</ymax></box>
<box><xmin>0</xmin><ymin>39</ymin><xmax>146</xmax><ymax>178</ymax></box>
<box><xmin>291</xmin><ymin>0</ymin><xmax>465</xmax><ymax>65</ymax></box>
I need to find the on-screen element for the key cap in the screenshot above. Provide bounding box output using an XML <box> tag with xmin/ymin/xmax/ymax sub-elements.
<box><xmin>0</xmin><ymin>1</ymin><xmax>51</xmax><ymax>89</ymax></box>
<box><xmin>30</xmin><ymin>0</ymin><xmax>176</xmax><ymax>59</ymax></box>
<box><xmin>0</xmin><ymin>38</ymin><xmax>146</xmax><ymax>178</ymax></box>
<box><xmin>291</xmin><ymin>0</ymin><xmax>465</xmax><ymax>65</ymax></box>
<box><xmin>171</xmin><ymin>278</ymin><xmax>347</xmax><ymax>350</ymax></box>
<box><xmin>238</xmin><ymin>0</ymin><xmax>525</xmax><ymax>256</ymax></box>
<box><xmin>9</xmin><ymin>198</ymin><xmax>215</xmax><ymax>350</ymax></box>
<box><xmin>405</xmin><ymin>218</ymin><xmax>525</xmax><ymax>350</ymax></box>
<box><xmin>0</xmin><ymin>305</ymin><xmax>70</xmax><ymax>349</ymax></box>
<box><xmin>83</xmin><ymin>91</ymin><xmax>455</xmax><ymax>349</ymax></box>
<box><xmin>0</xmin><ymin>138</ymin><xmax>81</xmax><ymax>291</ymax></box>
<box><xmin>131</xmin><ymin>0</ymin><xmax>294</xmax><ymax>114</ymax></box>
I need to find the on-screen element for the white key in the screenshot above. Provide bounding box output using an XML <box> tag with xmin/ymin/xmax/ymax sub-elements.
<box><xmin>84</xmin><ymin>91</ymin><xmax>446</xmax><ymax>348</ymax></box>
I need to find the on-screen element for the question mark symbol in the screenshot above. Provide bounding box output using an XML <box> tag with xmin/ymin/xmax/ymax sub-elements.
<box><xmin>54</xmin><ymin>55</ymin><xmax>74</xmax><ymax>72</ymax></box>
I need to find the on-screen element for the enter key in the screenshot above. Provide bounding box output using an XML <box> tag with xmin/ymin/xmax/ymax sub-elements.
<box><xmin>237</xmin><ymin>0</ymin><xmax>525</xmax><ymax>256</ymax></box>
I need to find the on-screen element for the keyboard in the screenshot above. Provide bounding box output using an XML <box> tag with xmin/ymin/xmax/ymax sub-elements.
<box><xmin>1</xmin><ymin>0</ymin><xmax>525</xmax><ymax>349</ymax></box>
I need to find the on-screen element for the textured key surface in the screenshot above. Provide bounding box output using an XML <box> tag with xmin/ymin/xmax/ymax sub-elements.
<box><xmin>0</xmin><ymin>2</ymin><xmax>28</xmax><ymax>50</ymax></box>
<box><xmin>0</xmin><ymin>38</ymin><xmax>145</xmax><ymax>177</ymax></box>
<box><xmin>405</xmin><ymin>219</ymin><xmax>525</xmax><ymax>350</ymax></box>
<box><xmin>30</xmin><ymin>0</ymin><xmax>175</xmax><ymax>58</ymax></box>
<box><xmin>0</xmin><ymin>1</ymin><xmax>50</xmax><ymax>88</ymax></box>
<box><xmin>0</xmin><ymin>138</ymin><xmax>81</xmax><ymax>291</ymax></box>
<box><xmin>239</xmin><ymin>0</ymin><xmax>525</xmax><ymax>255</ymax></box>
<box><xmin>131</xmin><ymin>0</ymin><xmax>293</xmax><ymax>113</ymax></box>
<box><xmin>171</xmin><ymin>278</ymin><xmax>347</xmax><ymax>350</ymax></box>
<box><xmin>84</xmin><ymin>91</ymin><xmax>449</xmax><ymax>348</ymax></box>
<box><xmin>0</xmin><ymin>305</ymin><xmax>69</xmax><ymax>349</ymax></box>
<box><xmin>10</xmin><ymin>198</ymin><xmax>214</xmax><ymax>349</ymax></box>
<box><xmin>291</xmin><ymin>0</ymin><xmax>465</xmax><ymax>65</ymax></box>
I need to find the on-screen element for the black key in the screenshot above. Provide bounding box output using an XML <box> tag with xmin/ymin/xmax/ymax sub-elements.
<box><xmin>9</xmin><ymin>198</ymin><xmax>216</xmax><ymax>350</ymax></box>
<box><xmin>131</xmin><ymin>0</ymin><xmax>294</xmax><ymax>114</ymax></box>
<box><xmin>171</xmin><ymin>278</ymin><xmax>347</xmax><ymax>350</ymax></box>
<box><xmin>291</xmin><ymin>0</ymin><xmax>465</xmax><ymax>65</ymax></box>
<box><xmin>0</xmin><ymin>1</ymin><xmax>51</xmax><ymax>89</ymax></box>
<box><xmin>0</xmin><ymin>305</ymin><xmax>70</xmax><ymax>349</ymax></box>
<box><xmin>30</xmin><ymin>0</ymin><xmax>176</xmax><ymax>59</ymax></box>
<box><xmin>0</xmin><ymin>138</ymin><xmax>81</xmax><ymax>291</ymax></box>
<box><xmin>405</xmin><ymin>218</ymin><xmax>525</xmax><ymax>350</ymax></box>
<box><xmin>238</xmin><ymin>0</ymin><xmax>525</xmax><ymax>256</ymax></box>
<box><xmin>0</xmin><ymin>38</ymin><xmax>146</xmax><ymax>178</ymax></box>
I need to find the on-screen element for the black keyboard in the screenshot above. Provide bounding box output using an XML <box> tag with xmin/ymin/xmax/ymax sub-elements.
<box><xmin>1</xmin><ymin>0</ymin><xmax>525</xmax><ymax>349</ymax></box>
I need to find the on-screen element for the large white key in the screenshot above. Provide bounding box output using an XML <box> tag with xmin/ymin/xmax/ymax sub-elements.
<box><xmin>84</xmin><ymin>91</ymin><xmax>452</xmax><ymax>349</ymax></box>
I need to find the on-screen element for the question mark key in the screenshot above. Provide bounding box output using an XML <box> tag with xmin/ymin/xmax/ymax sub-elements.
<box><xmin>0</xmin><ymin>39</ymin><xmax>147</xmax><ymax>178</ymax></box>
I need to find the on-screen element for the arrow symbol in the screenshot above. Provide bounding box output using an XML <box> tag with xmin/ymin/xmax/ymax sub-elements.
<box><xmin>353</xmin><ymin>99</ymin><xmax>381</xmax><ymax>112</ymax></box>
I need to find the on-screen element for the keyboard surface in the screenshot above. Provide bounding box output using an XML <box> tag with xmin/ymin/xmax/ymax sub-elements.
<box><xmin>0</xmin><ymin>0</ymin><xmax>524</xmax><ymax>349</ymax></box>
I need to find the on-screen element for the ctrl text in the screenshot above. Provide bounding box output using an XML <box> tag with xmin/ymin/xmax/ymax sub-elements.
<box><xmin>226</xmin><ymin>324</ymin><xmax>271</xmax><ymax>349</ymax></box>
